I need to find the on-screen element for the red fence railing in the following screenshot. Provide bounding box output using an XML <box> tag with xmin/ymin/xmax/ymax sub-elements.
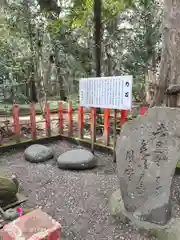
<box><xmin>0</xmin><ymin>103</ymin><xmax>148</xmax><ymax>147</ymax></box>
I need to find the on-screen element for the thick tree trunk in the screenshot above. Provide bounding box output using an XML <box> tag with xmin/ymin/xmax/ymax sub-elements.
<box><xmin>23</xmin><ymin>0</ymin><xmax>38</xmax><ymax>103</ymax></box>
<box><xmin>94</xmin><ymin>0</ymin><xmax>102</xmax><ymax>127</ymax></box>
<box><xmin>143</xmin><ymin>1</ymin><xmax>157</xmax><ymax>106</ymax></box>
<box><xmin>94</xmin><ymin>0</ymin><xmax>101</xmax><ymax>78</ymax></box>
<box><xmin>154</xmin><ymin>0</ymin><xmax>180</xmax><ymax>106</ymax></box>
<box><xmin>36</xmin><ymin>47</ymin><xmax>47</xmax><ymax>112</ymax></box>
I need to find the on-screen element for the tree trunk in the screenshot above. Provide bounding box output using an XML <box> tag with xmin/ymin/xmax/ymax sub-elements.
<box><xmin>54</xmin><ymin>51</ymin><xmax>66</xmax><ymax>101</ymax></box>
<box><xmin>24</xmin><ymin>0</ymin><xmax>38</xmax><ymax>103</ymax></box>
<box><xmin>30</xmin><ymin>78</ymin><xmax>38</xmax><ymax>103</ymax></box>
<box><xmin>36</xmin><ymin>42</ymin><xmax>47</xmax><ymax>113</ymax></box>
<box><xmin>154</xmin><ymin>0</ymin><xmax>180</xmax><ymax>107</ymax></box>
<box><xmin>44</xmin><ymin>57</ymin><xmax>53</xmax><ymax>96</ymax></box>
<box><xmin>94</xmin><ymin>0</ymin><xmax>101</xmax><ymax>78</ymax></box>
<box><xmin>143</xmin><ymin>1</ymin><xmax>157</xmax><ymax>106</ymax></box>
<box><xmin>46</xmin><ymin>10</ymin><xmax>66</xmax><ymax>100</ymax></box>
<box><xmin>29</xmin><ymin>59</ymin><xmax>38</xmax><ymax>103</ymax></box>
<box><xmin>94</xmin><ymin>0</ymin><xmax>102</xmax><ymax>126</ymax></box>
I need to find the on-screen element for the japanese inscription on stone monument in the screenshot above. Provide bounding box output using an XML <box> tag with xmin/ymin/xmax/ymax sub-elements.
<box><xmin>116</xmin><ymin>107</ymin><xmax>180</xmax><ymax>225</ymax></box>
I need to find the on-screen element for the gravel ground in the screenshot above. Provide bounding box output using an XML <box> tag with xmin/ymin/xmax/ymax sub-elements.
<box><xmin>0</xmin><ymin>140</ymin><xmax>180</xmax><ymax>240</ymax></box>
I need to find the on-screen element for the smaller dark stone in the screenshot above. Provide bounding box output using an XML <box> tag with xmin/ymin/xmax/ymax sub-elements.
<box><xmin>24</xmin><ymin>144</ymin><xmax>53</xmax><ymax>163</ymax></box>
<box><xmin>57</xmin><ymin>149</ymin><xmax>97</xmax><ymax>170</ymax></box>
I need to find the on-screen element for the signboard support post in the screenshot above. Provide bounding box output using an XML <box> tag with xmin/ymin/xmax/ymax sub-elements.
<box><xmin>91</xmin><ymin>108</ymin><xmax>95</xmax><ymax>154</ymax></box>
<box><xmin>113</xmin><ymin>109</ymin><xmax>117</xmax><ymax>162</ymax></box>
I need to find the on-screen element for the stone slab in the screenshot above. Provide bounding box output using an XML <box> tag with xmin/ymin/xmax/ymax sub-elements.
<box><xmin>109</xmin><ymin>190</ymin><xmax>180</xmax><ymax>240</ymax></box>
<box><xmin>116</xmin><ymin>107</ymin><xmax>180</xmax><ymax>225</ymax></box>
<box><xmin>57</xmin><ymin>149</ymin><xmax>97</xmax><ymax>170</ymax></box>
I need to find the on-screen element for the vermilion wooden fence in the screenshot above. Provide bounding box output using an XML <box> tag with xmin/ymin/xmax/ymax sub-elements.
<box><xmin>8</xmin><ymin>103</ymin><xmax>148</xmax><ymax>146</ymax></box>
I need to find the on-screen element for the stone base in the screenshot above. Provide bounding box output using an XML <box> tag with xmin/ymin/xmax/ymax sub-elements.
<box><xmin>109</xmin><ymin>190</ymin><xmax>180</xmax><ymax>240</ymax></box>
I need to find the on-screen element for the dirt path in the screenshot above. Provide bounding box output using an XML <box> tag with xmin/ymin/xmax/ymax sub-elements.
<box><xmin>0</xmin><ymin>141</ymin><xmax>180</xmax><ymax>239</ymax></box>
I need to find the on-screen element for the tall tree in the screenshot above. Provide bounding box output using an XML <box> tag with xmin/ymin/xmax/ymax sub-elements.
<box><xmin>153</xmin><ymin>0</ymin><xmax>180</xmax><ymax>107</ymax></box>
<box><xmin>94</xmin><ymin>0</ymin><xmax>102</xmax><ymax>78</ymax></box>
<box><xmin>94</xmin><ymin>0</ymin><xmax>102</xmax><ymax>120</ymax></box>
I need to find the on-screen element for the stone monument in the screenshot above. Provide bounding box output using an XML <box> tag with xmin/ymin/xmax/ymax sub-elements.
<box><xmin>111</xmin><ymin>107</ymin><xmax>180</xmax><ymax>239</ymax></box>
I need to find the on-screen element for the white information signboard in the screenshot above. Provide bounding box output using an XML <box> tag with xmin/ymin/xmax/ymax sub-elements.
<box><xmin>79</xmin><ymin>75</ymin><xmax>133</xmax><ymax>110</ymax></box>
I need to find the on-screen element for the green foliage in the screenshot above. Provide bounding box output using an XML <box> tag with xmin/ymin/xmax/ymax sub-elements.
<box><xmin>68</xmin><ymin>0</ymin><xmax>135</xmax><ymax>29</ymax></box>
<box><xmin>0</xmin><ymin>0</ymin><xmax>162</xmax><ymax>105</ymax></box>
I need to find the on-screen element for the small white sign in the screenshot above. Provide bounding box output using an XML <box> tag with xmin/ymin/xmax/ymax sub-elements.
<box><xmin>79</xmin><ymin>76</ymin><xmax>133</xmax><ymax>110</ymax></box>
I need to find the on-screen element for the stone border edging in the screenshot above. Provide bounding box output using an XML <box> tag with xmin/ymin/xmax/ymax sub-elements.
<box><xmin>0</xmin><ymin>135</ymin><xmax>113</xmax><ymax>155</ymax></box>
<box><xmin>0</xmin><ymin>135</ymin><xmax>180</xmax><ymax>173</ymax></box>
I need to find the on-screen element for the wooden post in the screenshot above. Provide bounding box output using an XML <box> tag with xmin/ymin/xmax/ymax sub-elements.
<box><xmin>90</xmin><ymin>107</ymin><xmax>96</xmax><ymax>142</ymax></box>
<box><xmin>44</xmin><ymin>103</ymin><xmax>51</xmax><ymax>137</ymax></box>
<box><xmin>68</xmin><ymin>102</ymin><xmax>73</xmax><ymax>137</ymax></box>
<box><xmin>90</xmin><ymin>108</ymin><xmax>92</xmax><ymax>136</ymax></box>
<box><xmin>12</xmin><ymin>104</ymin><xmax>20</xmax><ymax>143</ymax></box>
<box><xmin>113</xmin><ymin>109</ymin><xmax>117</xmax><ymax>162</ymax></box>
<box><xmin>91</xmin><ymin>107</ymin><xmax>95</xmax><ymax>154</ymax></box>
<box><xmin>103</xmin><ymin>108</ymin><xmax>110</xmax><ymax>146</ymax></box>
<box><xmin>78</xmin><ymin>106</ymin><xmax>84</xmax><ymax>139</ymax></box>
<box><xmin>58</xmin><ymin>102</ymin><xmax>63</xmax><ymax>134</ymax></box>
<box><xmin>30</xmin><ymin>103</ymin><xmax>36</xmax><ymax>140</ymax></box>
<box><xmin>93</xmin><ymin>108</ymin><xmax>96</xmax><ymax>142</ymax></box>
<box><xmin>120</xmin><ymin>110</ymin><xmax>128</xmax><ymax>127</ymax></box>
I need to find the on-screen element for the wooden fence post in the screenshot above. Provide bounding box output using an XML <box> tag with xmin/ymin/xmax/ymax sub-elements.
<box><xmin>90</xmin><ymin>107</ymin><xmax>96</xmax><ymax>142</ymax></box>
<box><xmin>30</xmin><ymin>103</ymin><xmax>36</xmax><ymax>140</ymax></box>
<box><xmin>120</xmin><ymin>110</ymin><xmax>128</xmax><ymax>127</ymax></box>
<box><xmin>44</xmin><ymin>103</ymin><xmax>51</xmax><ymax>137</ymax></box>
<box><xmin>104</xmin><ymin>108</ymin><xmax>110</xmax><ymax>146</ymax></box>
<box><xmin>12</xmin><ymin>104</ymin><xmax>20</xmax><ymax>143</ymax></box>
<box><xmin>68</xmin><ymin>102</ymin><xmax>73</xmax><ymax>137</ymax></box>
<box><xmin>58</xmin><ymin>102</ymin><xmax>63</xmax><ymax>134</ymax></box>
<box><xmin>90</xmin><ymin>108</ymin><xmax>92</xmax><ymax>136</ymax></box>
<box><xmin>113</xmin><ymin>109</ymin><xmax>117</xmax><ymax>162</ymax></box>
<box><xmin>78</xmin><ymin>106</ymin><xmax>84</xmax><ymax>139</ymax></box>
